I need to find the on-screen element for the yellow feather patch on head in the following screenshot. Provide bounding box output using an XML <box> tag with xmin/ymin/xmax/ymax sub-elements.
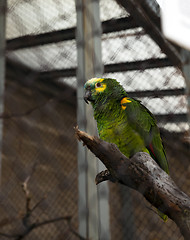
<box><xmin>87</xmin><ymin>78</ymin><xmax>107</xmax><ymax>93</ymax></box>
<box><xmin>95</xmin><ymin>83</ymin><xmax>107</xmax><ymax>93</ymax></box>
<box><xmin>121</xmin><ymin>97</ymin><xmax>131</xmax><ymax>110</ymax></box>
<box><xmin>87</xmin><ymin>78</ymin><xmax>104</xmax><ymax>84</ymax></box>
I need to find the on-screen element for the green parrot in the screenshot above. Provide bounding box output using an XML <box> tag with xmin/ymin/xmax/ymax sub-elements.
<box><xmin>84</xmin><ymin>77</ymin><xmax>169</xmax><ymax>220</ymax></box>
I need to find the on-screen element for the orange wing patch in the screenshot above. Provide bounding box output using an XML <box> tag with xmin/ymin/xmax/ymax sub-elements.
<box><xmin>121</xmin><ymin>97</ymin><xmax>131</xmax><ymax>110</ymax></box>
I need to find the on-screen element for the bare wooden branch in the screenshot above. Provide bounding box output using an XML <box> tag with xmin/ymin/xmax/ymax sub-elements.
<box><xmin>30</xmin><ymin>195</ymin><xmax>47</xmax><ymax>213</ymax></box>
<box><xmin>12</xmin><ymin>216</ymin><xmax>73</xmax><ymax>240</ymax></box>
<box><xmin>75</xmin><ymin>127</ymin><xmax>190</xmax><ymax>240</ymax></box>
<box><xmin>22</xmin><ymin>176</ymin><xmax>31</xmax><ymax>211</ymax></box>
<box><xmin>0</xmin><ymin>167</ymin><xmax>86</xmax><ymax>240</ymax></box>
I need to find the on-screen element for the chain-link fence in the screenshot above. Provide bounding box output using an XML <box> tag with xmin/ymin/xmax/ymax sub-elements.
<box><xmin>1</xmin><ymin>0</ymin><xmax>78</xmax><ymax>239</ymax></box>
<box><xmin>100</xmin><ymin>1</ymin><xmax>189</xmax><ymax>240</ymax></box>
<box><xmin>0</xmin><ymin>0</ymin><xmax>190</xmax><ymax>239</ymax></box>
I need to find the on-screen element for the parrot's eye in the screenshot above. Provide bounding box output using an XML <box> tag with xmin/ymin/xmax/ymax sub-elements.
<box><xmin>96</xmin><ymin>82</ymin><xmax>102</xmax><ymax>88</ymax></box>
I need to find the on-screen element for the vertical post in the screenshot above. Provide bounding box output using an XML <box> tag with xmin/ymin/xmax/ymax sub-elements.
<box><xmin>181</xmin><ymin>49</ymin><xmax>190</xmax><ymax>130</ymax></box>
<box><xmin>75</xmin><ymin>0</ymin><xmax>110</xmax><ymax>239</ymax></box>
<box><xmin>0</xmin><ymin>0</ymin><xmax>6</xmax><ymax>184</ymax></box>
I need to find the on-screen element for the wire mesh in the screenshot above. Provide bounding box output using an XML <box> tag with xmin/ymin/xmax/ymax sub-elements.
<box><xmin>1</xmin><ymin>0</ymin><xmax>190</xmax><ymax>239</ymax></box>
<box><xmin>6</xmin><ymin>0</ymin><xmax>76</xmax><ymax>39</ymax></box>
<box><xmin>1</xmin><ymin>81</ymin><xmax>78</xmax><ymax>239</ymax></box>
<box><xmin>2</xmin><ymin>0</ymin><xmax>78</xmax><ymax>239</ymax></box>
<box><xmin>100</xmin><ymin>1</ymin><xmax>190</xmax><ymax>240</ymax></box>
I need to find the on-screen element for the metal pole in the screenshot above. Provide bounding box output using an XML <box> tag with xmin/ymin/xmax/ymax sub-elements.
<box><xmin>0</xmin><ymin>0</ymin><xmax>6</xmax><ymax>184</ymax></box>
<box><xmin>75</xmin><ymin>0</ymin><xmax>110</xmax><ymax>239</ymax></box>
<box><xmin>181</xmin><ymin>49</ymin><xmax>190</xmax><ymax>130</ymax></box>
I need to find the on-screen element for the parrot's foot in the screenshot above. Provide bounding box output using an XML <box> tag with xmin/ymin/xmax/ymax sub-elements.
<box><xmin>95</xmin><ymin>170</ymin><xmax>116</xmax><ymax>185</ymax></box>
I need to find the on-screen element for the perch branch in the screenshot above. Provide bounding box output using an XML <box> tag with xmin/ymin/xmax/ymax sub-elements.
<box><xmin>75</xmin><ymin>127</ymin><xmax>190</xmax><ymax>240</ymax></box>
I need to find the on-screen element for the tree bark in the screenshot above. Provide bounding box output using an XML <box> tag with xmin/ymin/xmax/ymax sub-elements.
<box><xmin>75</xmin><ymin>127</ymin><xmax>190</xmax><ymax>240</ymax></box>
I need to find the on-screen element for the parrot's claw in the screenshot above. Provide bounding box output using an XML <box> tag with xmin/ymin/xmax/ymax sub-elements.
<box><xmin>95</xmin><ymin>170</ymin><xmax>116</xmax><ymax>185</ymax></box>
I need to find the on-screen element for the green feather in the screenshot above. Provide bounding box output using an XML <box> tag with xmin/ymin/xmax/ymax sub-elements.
<box><xmin>123</xmin><ymin>98</ymin><xmax>169</xmax><ymax>174</ymax></box>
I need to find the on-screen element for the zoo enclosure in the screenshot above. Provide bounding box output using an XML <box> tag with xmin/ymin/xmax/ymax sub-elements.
<box><xmin>0</xmin><ymin>0</ymin><xmax>189</xmax><ymax>240</ymax></box>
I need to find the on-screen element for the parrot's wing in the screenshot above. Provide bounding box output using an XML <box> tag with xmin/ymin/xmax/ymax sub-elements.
<box><xmin>123</xmin><ymin>98</ymin><xmax>169</xmax><ymax>174</ymax></box>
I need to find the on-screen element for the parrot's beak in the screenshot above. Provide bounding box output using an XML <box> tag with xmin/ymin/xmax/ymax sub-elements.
<box><xmin>84</xmin><ymin>90</ymin><xmax>92</xmax><ymax>104</ymax></box>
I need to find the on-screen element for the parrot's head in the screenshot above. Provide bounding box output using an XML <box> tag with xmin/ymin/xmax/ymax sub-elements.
<box><xmin>84</xmin><ymin>78</ymin><xmax>126</xmax><ymax>105</ymax></box>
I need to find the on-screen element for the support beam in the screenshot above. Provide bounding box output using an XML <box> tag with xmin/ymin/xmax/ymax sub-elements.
<box><xmin>7</xmin><ymin>17</ymin><xmax>138</xmax><ymax>51</ymax></box>
<box><xmin>128</xmin><ymin>88</ymin><xmax>185</xmax><ymax>98</ymax></box>
<box><xmin>116</xmin><ymin>0</ymin><xmax>182</xmax><ymax>69</ymax></box>
<box><xmin>155</xmin><ymin>113</ymin><xmax>188</xmax><ymax>123</ymax></box>
<box><xmin>7</xmin><ymin>27</ymin><xmax>75</xmax><ymax>51</ymax></box>
<box><xmin>140</xmin><ymin>0</ymin><xmax>161</xmax><ymax>27</ymax></box>
<box><xmin>104</xmin><ymin>58</ymin><xmax>174</xmax><ymax>73</ymax></box>
<box><xmin>181</xmin><ymin>50</ymin><xmax>190</xmax><ymax>129</ymax></box>
<box><xmin>38</xmin><ymin>58</ymin><xmax>174</xmax><ymax>79</ymax></box>
<box><xmin>0</xmin><ymin>0</ymin><xmax>6</xmax><ymax>184</ymax></box>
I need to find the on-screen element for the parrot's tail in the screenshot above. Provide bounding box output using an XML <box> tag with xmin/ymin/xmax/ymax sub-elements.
<box><xmin>157</xmin><ymin>209</ymin><xmax>168</xmax><ymax>222</ymax></box>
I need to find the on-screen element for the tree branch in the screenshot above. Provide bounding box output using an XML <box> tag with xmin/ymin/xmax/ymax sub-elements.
<box><xmin>75</xmin><ymin>127</ymin><xmax>190</xmax><ymax>240</ymax></box>
<box><xmin>0</xmin><ymin>164</ymin><xmax>86</xmax><ymax>240</ymax></box>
